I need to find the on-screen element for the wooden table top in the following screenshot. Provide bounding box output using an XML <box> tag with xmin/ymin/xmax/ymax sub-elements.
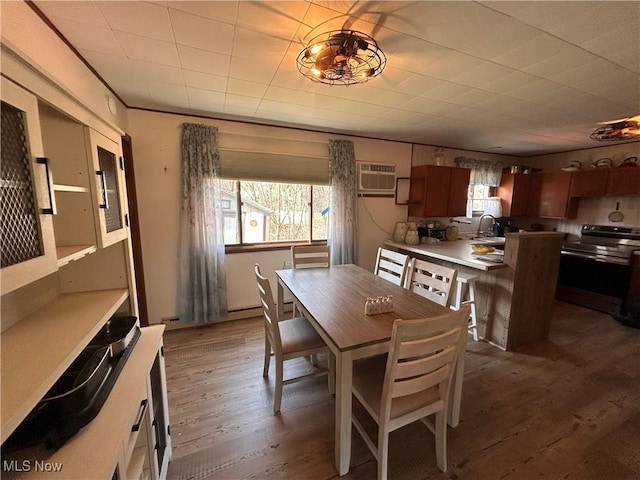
<box><xmin>276</xmin><ymin>264</ymin><xmax>449</xmax><ymax>352</ymax></box>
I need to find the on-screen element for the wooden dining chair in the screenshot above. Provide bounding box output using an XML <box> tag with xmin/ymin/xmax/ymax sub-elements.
<box><xmin>351</xmin><ymin>306</ymin><xmax>470</xmax><ymax>479</ymax></box>
<box><xmin>374</xmin><ymin>247</ymin><xmax>410</xmax><ymax>286</ymax></box>
<box><xmin>404</xmin><ymin>258</ymin><xmax>458</xmax><ymax>308</ymax></box>
<box><xmin>291</xmin><ymin>245</ymin><xmax>330</xmax><ymax>269</ymax></box>
<box><xmin>254</xmin><ymin>264</ymin><xmax>334</xmax><ymax>413</ymax></box>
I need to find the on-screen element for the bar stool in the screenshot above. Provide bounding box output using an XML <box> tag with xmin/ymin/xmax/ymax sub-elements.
<box><xmin>453</xmin><ymin>272</ymin><xmax>479</xmax><ymax>341</ymax></box>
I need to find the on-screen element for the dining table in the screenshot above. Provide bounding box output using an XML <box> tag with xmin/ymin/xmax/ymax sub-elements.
<box><xmin>276</xmin><ymin>263</ymin><xmax>467</xmax><ymax>476</ymax></box>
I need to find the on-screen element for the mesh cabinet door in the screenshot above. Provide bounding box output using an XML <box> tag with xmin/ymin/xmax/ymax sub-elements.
<box><xmin>85</xmin><ymin>128</ymin><xmax>128</xmax><ymax>248</ymax></box>
<box><xmin>1</xmin><ymin>79</ymin><xmax>57</xmax><ymax>294</ymax></box>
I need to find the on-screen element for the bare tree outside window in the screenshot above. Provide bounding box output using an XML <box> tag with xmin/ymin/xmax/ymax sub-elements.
<box><xmin>218</xmin><ymin>180</ymin><xmax>329</xmax><ymax>245</ymax></box>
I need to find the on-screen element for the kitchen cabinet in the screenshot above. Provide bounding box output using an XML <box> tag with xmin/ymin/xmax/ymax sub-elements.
<box><xmin>408</xmin><ymin>165</ymin><xmax>470</xmax><ymax>217</ymax></box>
<box><xmin>569</xmin><ymin>169</ymin><xmax>608</xmax><ymax>197</ymax></box>
<box><xmin>606</xmin><ymin>168</ymin><xmax>640</xmax><ymax>196</ymax></box>
<box><xmin>497</xmin><ymin>173</ymin><xmax>531</xmax><ymax>217</ymax></box>
<box><xmin>1</xmin><ymin>66</ymin><xmax>169</xmax><ymax>478</ymax></box>
<box><xmin>1</xmin><ymin>78</ymin><xmax>57</xmax><ymax>294</ymax></box>
<box><xmin>85</xmin><ymin>128</ymin><xmax>129</xmax><ymax>249</ymax></box>
<box><xmin>526</xmin><ymin>172</ymin><xmax>578</xmax><ymax>219</ymax></box>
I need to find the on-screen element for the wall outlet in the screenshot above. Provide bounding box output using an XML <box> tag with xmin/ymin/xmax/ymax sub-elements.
<box><xmin>283</xmin><ymin>260</ymin><xmax>292</xmax><ymax>269</ymax></box>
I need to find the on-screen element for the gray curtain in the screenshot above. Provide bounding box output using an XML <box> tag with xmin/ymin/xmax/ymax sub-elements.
<box><xmin>328</xmin><ymin>139</ymin><xmax>357</xmax><ymax>265</ymax></box>
<box><xmin>179</xmin><ymin>123</ymin><xmax>228</xmax><ymax>323</ymax></box>
<box><xmin>454</xmin><ymin>156</ymin><xmax>503</xmax><ymax>186</ymax></box>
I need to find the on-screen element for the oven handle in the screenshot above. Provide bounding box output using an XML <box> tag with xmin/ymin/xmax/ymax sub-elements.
<box><xmin>561</xmin><ymin>250</ymin><xmax>630</xmax><ymax>266</ymax></box>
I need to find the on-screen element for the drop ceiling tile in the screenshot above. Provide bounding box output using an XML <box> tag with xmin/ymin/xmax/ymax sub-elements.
<box><xmin>48</xmin><ymin>17</ymin><xmax>125</xmax><ymax>57</ymax></box>
<box><xmin>115</xmin><ymin>31</ymin><xmax>180</xmax><ymax>67</ymax></box>
<box><xmin>481</xmin><ymin>71</ymin><xmax>541</xmax><ymax>94</ymax></box>
<box><xmin>421</xmin><ymin>51</ymin><xmax>486</xmax><ymax>81</ymax></box>
<box><xmin>178</xmin><ymin>45</ymin><xmax>231</xmax><ymax>76</ymax></box>
<box><xmin>167</xmin><ymin>1</ymin><xmax>239</xmax><ymax>24</ymax></box>
<box><xmin>232</xmin><ymin>27</ymin><xmax>291</xmax><ymax>62</ymax></box>
<box><xmin>393</xmin><ymin>74</ymin><xmax>445</xmax><ymax>96</ymax></box>
<box><xmin>225</xmin><ymin>94</ymin><xmax>261</xmax><ymax>110</ymax></box>
<box><xmin>187</xmin><ymin>87</ymin><xmax>226</xmax><ymax>105</ymax></box>
<box><xmin>227</xmin><ymin>78</ymin><xmax>269</xmax><ymax>99</ymax></box>
<box><xmin>492</xmin><ymin>34</ymin><xmax>571</xmax><ymax>71</ymax></box>
<box><xmin>35</xmin><ymin>1</ymin><xmax>109</xmax><ymax>27</ymax></box>
<box><xmin>170</xmin><ymin>9</ymin><xmax>235</xmax><ymax>55</ymax></box>
<box><xmin>236</xmin><ymin>1</ymin><xmax>310</xmax><ymax>39</ymax></box>
<box><xmin>183</xmin><ymin>70</ymin><xmax>228</xmax><ymax>93</ymax></box>
<box><xmin>229</xmin><ymin>56</ymin><xmax>278</xmax><ymax>83</ymax></box>
<box><xmin>148</xmin><ymin>82</ymin><xmax>189</xmax><ymax>105</ymax></box>
<box><xmin>98</xmin><ymin>1</ymin><xmax>174</xmax><ymax>42</ymax></box>
<box><xmin>358</xmin><ymin>89</ymin><xmax>415</xmax><ymax>109</ymax></box>
<box><xmin>223</xmin><ymin>104</ymin><xmax>258</xmax><ymax>117</ymax></box>
<box><xmin>450</xmin><ymin>62</ymin><xmax>516</xmax><ymax>88</ymax></box>
<box><xmin>81</xmin><ymin>50</ymin><xmax>185</xmax><ymax>85</ymax></box>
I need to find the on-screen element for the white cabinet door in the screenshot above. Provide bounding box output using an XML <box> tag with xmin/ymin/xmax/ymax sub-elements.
<box><xmin>1</xmin><ymin>78</ymin><xmax>57</xmax><ymax>294</ymax></box>
<box><xmin>85</xmin><ymin>128</ymin><xmax>128</xmax><ymax>248</ymax></box>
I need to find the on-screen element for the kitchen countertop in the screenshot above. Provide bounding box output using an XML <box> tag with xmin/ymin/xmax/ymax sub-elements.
<box><xmin>384</xmin><ymin>238</ymin><xmax>508</xmax><ymax>271</ymax></box>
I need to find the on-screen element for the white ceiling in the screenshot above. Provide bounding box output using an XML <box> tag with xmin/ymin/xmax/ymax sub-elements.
<box><xmin>33</xmin><ymin>1</ymin><xmax>640</xmax><ymax>156</ymax></box>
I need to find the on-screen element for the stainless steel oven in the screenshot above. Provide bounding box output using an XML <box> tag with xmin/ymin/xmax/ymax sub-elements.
<box><xmin>556</xmin><ymin>224</ymin><xmax>640</xmax><ymax>315</ymax></box>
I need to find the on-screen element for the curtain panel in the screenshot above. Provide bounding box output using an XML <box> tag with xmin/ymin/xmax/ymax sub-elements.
<box><xmin>328</xmin><ymin>139</ymin><xmax>357</xmax><ymax>265</ymax></box>
<box><xmin>179</xmin><ymin>123</ymin><xmax>228</xmax><ymax>324</ymax></box>
<box><xmin>454</xmin><ymin>156</ymin><xmax>503</xmax><ymax>186</ymax></box>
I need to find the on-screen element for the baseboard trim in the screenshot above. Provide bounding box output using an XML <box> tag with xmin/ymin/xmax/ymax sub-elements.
<box><xmin>160</xmin><ymin>303</ymin><xmax>293</xmax><ymax>331</ymax></box>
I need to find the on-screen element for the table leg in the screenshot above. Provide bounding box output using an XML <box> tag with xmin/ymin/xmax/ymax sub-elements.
<box><xmin>335</xmin><ymin>350</ymin><xmax>353</xmax><ymax>475</ymax></box>
<box><xmin>277</xmin><ymin>279</ymin><xmax>284</xmax><ymax>321</ymax></box>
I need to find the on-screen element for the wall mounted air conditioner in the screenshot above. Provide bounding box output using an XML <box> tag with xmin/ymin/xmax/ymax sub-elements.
<box><xmin>357</xmin><ymin>162</ymin><xmax>396</xmax><ymax>194</ymax></box>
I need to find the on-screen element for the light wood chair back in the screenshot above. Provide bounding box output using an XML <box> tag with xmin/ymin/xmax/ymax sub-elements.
<box><xmin>405</xmin><ymin>258</ymin><xmax>458</xmax><ymax>308</ymax></box>
<box><xmin>254</xmin><ymin>264</ymin><xmax>334</xmax><ymax>413</ymax></box>
<box><xmin>291</xmin><ymin>245</ymin><xmax>330</xmax><ymax>269</ymax></box>
<box><xmin>351</xmin><ymin>306</ymin><xmax>470</xmax><ymax>479</ymax></box>
<box><xmin>374</xmin><ymin>248</ymin><xmax>410</xmax><ymax>286</ymax></box>
<box><xmin>254</xmin><ymin>264</ymin><xmax>282</xmax><ymax>354</ymax></box>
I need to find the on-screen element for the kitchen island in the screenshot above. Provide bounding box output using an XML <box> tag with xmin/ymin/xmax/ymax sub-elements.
<box><xmin>384</xmin><ymin>232</ymin><xmax>564</xmax><ymax>350</ymax></box>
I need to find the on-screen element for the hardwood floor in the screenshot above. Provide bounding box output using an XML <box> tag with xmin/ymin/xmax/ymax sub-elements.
<box><xmin>163</xmin><ymin>302</ymin><xmax>640</xmax><ymax>480</ymax></box>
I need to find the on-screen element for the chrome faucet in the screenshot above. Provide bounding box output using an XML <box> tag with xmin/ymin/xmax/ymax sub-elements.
<box><xmin>477</xmin><ymin>214</ymin><xmax>496</xmax><ymax>237</ymax></box>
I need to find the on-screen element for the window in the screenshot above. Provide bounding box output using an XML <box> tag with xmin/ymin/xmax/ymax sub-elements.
<box><xmin>468</xmin><ymin>184</ymin><xmax>492</xmax><ymax>213</ymax></box>
<box><xmin>467</xmin><ymin>184</ymin><xmax>502</xmax><ymax>217</ymax></box>
<box><xmin>219</xmin><ymin>180</ymin><xmax>329</xmax><ymax>245</ymax></box>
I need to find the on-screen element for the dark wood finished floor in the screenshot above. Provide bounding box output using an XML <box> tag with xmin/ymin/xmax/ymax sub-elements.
<box><xmin>163</xmin><ymin>302</ymin><xmax>640</xmax><ymax>480</ymax></box>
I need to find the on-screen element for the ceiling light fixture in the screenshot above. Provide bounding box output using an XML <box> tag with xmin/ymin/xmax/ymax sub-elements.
<box><xmin>590</xmin><ymin>116</ymin><xmax>640</xmax><ymax>141</ymax></box>
<box><xmin>296</xmin><ymin>30</ymin><xmax>387</xmax><ymax>86</ymax></box>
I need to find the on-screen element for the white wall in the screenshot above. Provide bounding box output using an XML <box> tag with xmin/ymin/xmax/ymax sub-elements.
<box><xmin>127</xmin><ymin>109</ymin><xmax>411</xmax><ymax>324</ymax></box>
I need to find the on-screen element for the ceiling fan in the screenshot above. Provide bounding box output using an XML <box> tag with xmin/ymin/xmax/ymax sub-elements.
<box><xmin>590</xmin><ymin>115</ymin><xmax>640</xmax><ymax>141</ymax></box>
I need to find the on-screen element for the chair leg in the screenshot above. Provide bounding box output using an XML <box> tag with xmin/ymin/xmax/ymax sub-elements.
<box><xmin>377</xmin><ymin>428</ymin><xmax>389</xmax><ymax>480</ymax></box>
<box><xmin>434</xmin><ymin>411</ymin><xmax>448</xmax><ymax>472</ymax></box>
<box><xmin>274</xmin><ymin>356</ymin><xmax>283</xmax><ymax>414</ymax></box>
<box><xmin>263</xmin><ymin>333</ymin><xmax>271</xmax><ymax>377</ymax></box>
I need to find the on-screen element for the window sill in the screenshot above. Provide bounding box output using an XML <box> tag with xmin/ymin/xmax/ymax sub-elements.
<box><xmin>225</xmin><ymin>241</ymin><xmax>327</xmax><ymax>255</ymax></box>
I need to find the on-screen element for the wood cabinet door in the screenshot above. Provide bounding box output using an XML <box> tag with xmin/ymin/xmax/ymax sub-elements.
<box><xmin>570</xmin><ymin>170</ymin><xmax>608</xmax><ymax>197</ymax></box>
<box><xmin>527</xmin><ymin>172</ymin><xmax>577</xmax><ymax>219</ymax></box>
<box><xmin>447</xmin><ymin>167</ymin><xmax>471</xmax><ymax>216</ymax></box>
<box><xmin>606</xmin><ymin>168</ymin><xmax>640</xmax><ymax>196</ymax></box>
<box><xmin>424</xmin><ymin>166</ymin><xmax>451</xmax><ymax>217</ymax></box>
<box><xmin>498</xmin><ymin>173</ymin><xmax>531</xmax><ymax>217</ymax></box>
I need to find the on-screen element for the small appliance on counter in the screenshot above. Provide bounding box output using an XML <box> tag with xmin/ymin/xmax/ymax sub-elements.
<box><xmin>417</xmin><ymin>220</ymin><xmax>447</xmax><ymax>241</ymax></box>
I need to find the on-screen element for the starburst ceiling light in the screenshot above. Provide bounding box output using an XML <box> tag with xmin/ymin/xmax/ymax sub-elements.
<box><xmin>296</xmin><ymin>30</ymin><xmax>387</xmax><ymax>86</ymax></box>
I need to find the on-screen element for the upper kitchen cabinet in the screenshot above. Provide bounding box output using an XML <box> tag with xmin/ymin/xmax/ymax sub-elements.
<box><xmin>85</xmin><ymin>128</ymin><xmax>128</xmax><ymax>248</ymax></box>
<box><xmin>1</xmin><ymin>79</ymin><xmax>57</xmax><ymax>295</ymax></box>
<box><xmin>527</xmin><ymin>172</ymin><xmax>578</xmax><ymax>219</ymax></box>
<box><xmin>408</xmin><ymin>165</ymin><xmax>470</xmax><ymax>217</ymax></box>
<box><xmin>606</xmin><ymin>168</ymin><xmax>640</xmax><ymax>196</ymax></box>
<box><xmin>497</xmin><ymin>173</ymin><xmax>531</xmax><ymax>217</ymax></box>
<box><xmin>569</xmin><ymin>169</ymin><xmax>608</xmax><ymax>197</ymax></box>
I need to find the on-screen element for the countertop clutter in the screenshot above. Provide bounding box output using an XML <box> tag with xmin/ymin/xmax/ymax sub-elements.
<box><xmin>384</xmin><ymin>238</ymin><xmax>507</xmax><ymax>271</ymax></box>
